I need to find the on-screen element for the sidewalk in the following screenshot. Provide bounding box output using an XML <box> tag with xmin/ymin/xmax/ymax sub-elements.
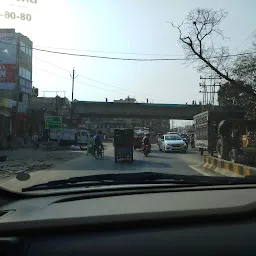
<box><xmin>0</xmin><ymin>147</ymin><xmax>85</xmax><ymax>182</ymax></box>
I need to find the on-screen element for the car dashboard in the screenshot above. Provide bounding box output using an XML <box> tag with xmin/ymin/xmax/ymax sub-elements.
<box><xmin>0</xmin><ymin>185</ymin><xmax>256</xmax><ymax>255</ymax></box>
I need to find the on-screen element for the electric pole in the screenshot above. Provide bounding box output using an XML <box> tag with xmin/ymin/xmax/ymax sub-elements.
<box><xmin>70</xmin><ymin>68</ymin><xmax>78</xmax><ymax>102</ymax></box>
<box><xmin>70</xmin><ymin>68</ymin><xmax>78</xmax><ymax>128</ymax></box>
<box><xmin>199</xmin><ymin>76</ymin><xmax>222</xmax><ymax>112</ymax></box>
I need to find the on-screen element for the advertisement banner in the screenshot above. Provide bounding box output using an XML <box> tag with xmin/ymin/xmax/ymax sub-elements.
<box><xmin>0</xmin><ymin>98</ymin><xmax>7</xmax><ymax>107</ymax></box>
<box><xmin>0</xmin><ymin>98</ymin><xmax>16</xmax><ymax>108</ymax></box>
<box><xmin>0</xmin><ymin>33</ymin><xmax>17</xmax><ymax>64</ymax></box>
<box><xmin>20</xmin><ymin>77</ymin><xmax>32</xmax><ymax>94</ymax></box>
<box><xmin>0</xmin><ymin>64</ymin><xmax>16</xmax><ymax>90</ymax></box>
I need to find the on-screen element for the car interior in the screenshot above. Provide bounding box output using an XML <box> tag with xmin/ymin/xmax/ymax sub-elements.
<box><xmin>0</xmin><ymin>184</ymin><xmax>256</xmax><ymax>255</ymax></box>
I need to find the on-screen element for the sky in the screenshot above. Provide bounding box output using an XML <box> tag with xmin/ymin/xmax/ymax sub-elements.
<box><xmin>1</xmin><ymin>0</ymin><xmax>256</xmax><ymax>105</ymax></box>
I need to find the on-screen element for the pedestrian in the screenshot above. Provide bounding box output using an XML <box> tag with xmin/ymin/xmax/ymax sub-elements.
<box><xmin>32</xmin><ymin>132</ymin><xmax>39</xmax><ymax>150</ymax></box>
<box><xmin>87</xmin><ymin>135</ymin><xmax>93</xmax><ymax>156</ymax></box>
<box><xmin>75</xmin><ymin>132</ymin><xmax>78</xmax><ymax>145</ymax></box>
<box><xmin>6</xmin><ymin>132</ymin><xmax>13</xmax><ymax>150</ymax></box>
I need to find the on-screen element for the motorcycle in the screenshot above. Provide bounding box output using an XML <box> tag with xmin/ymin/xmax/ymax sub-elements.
<box><xmin>143</xmin><ymin>144</ymin><xmax>151</xmax><ymax>157</ymax></box>
<box><xmin>182</xmin><ymin>138</ymin><xmax>188</xmax><ymax>149</ymax></box>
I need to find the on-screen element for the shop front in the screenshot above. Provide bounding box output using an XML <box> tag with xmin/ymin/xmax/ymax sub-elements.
<box><xmin>0</xmin><ymin>98</ymin><xmax>15</xmax><ymax>136</ymax></box>
<box><xmin>12</xmin><ymin>112</ymin><xmax>28</xmax><ymax>137</ymax></box>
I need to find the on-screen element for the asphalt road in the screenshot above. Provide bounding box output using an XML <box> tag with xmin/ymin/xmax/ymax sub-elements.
<box><xmin>1</xmin><ymin>143</ymin><xmax>205</xmax><ymax>192</ymax></box>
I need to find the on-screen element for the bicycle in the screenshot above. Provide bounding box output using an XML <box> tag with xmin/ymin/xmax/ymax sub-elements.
<box><xmin>93</xmin><ymin>145</ymin><xmax>104</xmax><ymax>159</ymax></box>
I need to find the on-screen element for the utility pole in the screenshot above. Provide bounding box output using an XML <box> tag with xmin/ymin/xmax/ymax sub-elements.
<box><xmin>199</xmin><ymin>76</ymin><xmax>222</xmax><ymax>112</ymax></box>
<box><xmin>70</xmin><ymin>68</ymin><xmax>78</xmax><ymax>102</ymax></box>
<box><xmin>70</xmin><ymin>68</ymin><xmax>78</xmax><ymax>128</ymax></box>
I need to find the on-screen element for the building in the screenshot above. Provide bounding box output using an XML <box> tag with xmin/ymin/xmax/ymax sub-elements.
<box><xmin>0</xmin><ymin>28</ymin><xmax>33</xmax><ymax>137</ymax></box>
<box><xmin>114</xmin><ymin>96</ymin><xmax>136</xmax><ymax>103</ymax></box>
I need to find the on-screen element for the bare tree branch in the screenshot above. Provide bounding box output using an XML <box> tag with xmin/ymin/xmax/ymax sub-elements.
<box><xmin>171</xmin><ymin>8</ymin><xmax>234</xmax><ymax>83</ymax></box>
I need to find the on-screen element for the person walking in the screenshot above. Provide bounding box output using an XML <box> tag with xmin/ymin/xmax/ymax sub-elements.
<box><xmin>87</xmin><ymin>135</ymin><xmax>94</xmax><ymax>156</ymax></box>
<box><xmin>6</xmin><ymin>132</ymin><xmax>13</xmax><ymax>150</ymax></box>
<box><xmin>32</xmin><ymin>132</ymin><xmax>39</xmax><ymax>150</ymax></box>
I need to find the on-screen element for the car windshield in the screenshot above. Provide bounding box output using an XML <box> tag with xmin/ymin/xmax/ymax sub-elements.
<box><xmin>0</xmin><ymin>0</ymin><xmax>255</xmax><ymax>194</ymax></box>
<box><xmin>165</xmin><ymin>135</ymin><xmax>182</xmax><ymax>141</ymax></box>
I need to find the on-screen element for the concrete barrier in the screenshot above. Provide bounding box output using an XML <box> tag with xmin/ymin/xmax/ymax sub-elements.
<box><xmin>201</xmin><ymin>156</ymin><xmax>256</xmax><ymax>177</ymax></box>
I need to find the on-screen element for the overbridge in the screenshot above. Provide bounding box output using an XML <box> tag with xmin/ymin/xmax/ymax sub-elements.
<box><xmin>72</xmin><ymin>101</ymin><xmax>202</xmax><ymax>120</ymax></box>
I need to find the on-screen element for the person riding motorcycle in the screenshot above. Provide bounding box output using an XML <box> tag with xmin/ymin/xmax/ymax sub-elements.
<box><xmin>142</xmin><ymin>133</ymin><xmax>151</xmax><ymax>151</ymax></box>
<box><xmin>93</xmin><ymin>131</ymin><xmax>104</xmax><ymax>155</ymax></box>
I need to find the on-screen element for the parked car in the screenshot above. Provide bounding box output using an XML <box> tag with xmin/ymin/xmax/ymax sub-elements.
<box><xmin>158</xmin><ymin>134</ymin><xmax>187</xmax><ymax>153</ymax></box>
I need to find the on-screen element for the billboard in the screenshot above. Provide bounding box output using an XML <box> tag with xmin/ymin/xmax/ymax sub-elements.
<box><xmin>0</xmin><ymin>64</ymin><xmax>16</xmax><ymax>90</ymax></box>
<box><xmin>20</xmin><ymin>77</ymin><xmax>32</xmax><ymax>94</ymax></box>
<box><xmin>0</xmin><ymin>33</ymin><xmax>17</xmax><ymax>64</ymax></box>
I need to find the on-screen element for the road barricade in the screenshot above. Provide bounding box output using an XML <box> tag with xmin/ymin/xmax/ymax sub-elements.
<box><xmin>201</xmin><ymin>156</ymin><xmax>256</xmax><ymax>177</ymax></box>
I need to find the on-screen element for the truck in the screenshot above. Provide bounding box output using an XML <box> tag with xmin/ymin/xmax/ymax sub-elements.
<box><xmin>193</xmin><ymin>108</ymin><xmax>246</xmax><ymax>156</ymax></box>
<box><xmin>216</xmin><ymin>119</ymin><xmax>256</xmax><ymax>163</ymax></box>
<box><xmin>49</xmin><ymin>129</ymin><xmax>90</xmax><ymax>146</ymax></box>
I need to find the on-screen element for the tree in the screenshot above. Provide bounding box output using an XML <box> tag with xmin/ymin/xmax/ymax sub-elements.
<box><xmin>171</xmin><ymin>8</ymin><xmax>256</xmax><ymax>119</ymax></box>
<box><xmin>231</xmin><ymin>39</ymin><xmax>256</xmax><ymax>119</ymax></box>
<box><xmin>171</xmin><ymin>8</ymin><xmax>234</xmax><ymax>83</ymax></box>
<box><xmin>218</xmin><ymin>82</ymin><xmax>256</xmax><ymax>107</ymax></box>
<box><xmin>232</xmin><ymin>37</ymin><xmax>256</xmax><ymax>88</ymax></box>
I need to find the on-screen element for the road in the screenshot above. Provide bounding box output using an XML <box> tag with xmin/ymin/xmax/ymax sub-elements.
<box><xmin>0</xmin><ymin>143</ymin><xmax>205</xmax><ymax>192</ymax></box>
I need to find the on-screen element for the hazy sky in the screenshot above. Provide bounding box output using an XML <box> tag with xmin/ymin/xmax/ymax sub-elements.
<box><xmin>2</xmin><ymin>0</ymin><xmax>256</xmax><ymax>104</ymax></box>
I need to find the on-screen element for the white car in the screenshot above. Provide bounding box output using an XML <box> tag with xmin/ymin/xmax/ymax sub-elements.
<box><xmin>159</xmin><ymin>134</ymin><xmax>187</xmax><ymax>153</ymax></box>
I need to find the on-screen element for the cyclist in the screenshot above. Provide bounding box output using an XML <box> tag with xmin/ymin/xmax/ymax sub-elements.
<box><xmin>93</xmin><ymin>131</ymin><xmax>104</xmax><ymax>155</ymax></box>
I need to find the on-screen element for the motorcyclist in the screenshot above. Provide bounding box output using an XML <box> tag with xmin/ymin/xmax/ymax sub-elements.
<box><xmin>142</xmin><ymin>133</ymin><xmax>150</xmax><ymax>151</ymax></box>
<box><xmin>93</xmin><ymin>131</ymin><xmax>104</xmax><ymax>155</ymax></box>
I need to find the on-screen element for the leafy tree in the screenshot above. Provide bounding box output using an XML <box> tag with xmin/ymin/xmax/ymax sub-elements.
<box><xmin>232</xmin><ymin>38</ymin><xmax>256</xmax><ymax>88</ymax></box>
<box><xmin>218</xmin><ymin>82</ymin><xmax>255</xmax><ymax>107</ymax></box>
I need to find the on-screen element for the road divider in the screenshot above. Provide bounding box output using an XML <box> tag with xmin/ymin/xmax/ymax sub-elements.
<box><xmin>200</xmin><ymin>156</ymin><xmax>256</xmax><ymax>177</ymax></box>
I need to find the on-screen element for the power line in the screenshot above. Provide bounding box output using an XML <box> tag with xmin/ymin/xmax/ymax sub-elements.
<box><xmin>32</xmin><ymin>47</ymin><xmax>256</xmax><ymax>61</ymax></box>
<box><xmin>231</xmin><ymin>29</ymin><xmax>256</xmax><ymax>53</ymax></box>
<box><xmin>33</xmin><ymin>67</ymin><xmax>140</xmax><ymax>96</ymax></box>
<box><xmin>34</xmin><ymin>56</ymin><xmax>159</xmax><ymax>99</ymax></box>
<box><xmin>33</xmin><ymin>45</ymin><xmax>185</xmax><ymax>57</ymax></box>
<box><xmin>33</xmin><ymin>67</ymin><xmax>120</xmax><ymax>92</ymax></box>
<box><xmin>1</xmin><ymin>40</ymin><xmax>256</xmax><ymax>61</ymax></box>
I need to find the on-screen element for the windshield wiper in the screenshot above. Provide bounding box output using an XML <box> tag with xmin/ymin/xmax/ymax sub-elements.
<box><xmin>21</xmin><ymin>172</ymin><xmax>252</xmax><ymax>192</ymax></box>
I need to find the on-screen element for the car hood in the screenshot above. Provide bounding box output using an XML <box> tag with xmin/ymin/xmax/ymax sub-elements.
<box><xmin>164</xmin><ymin>140</ymin><xmax>185</xmax><ymax>145</ymax></box>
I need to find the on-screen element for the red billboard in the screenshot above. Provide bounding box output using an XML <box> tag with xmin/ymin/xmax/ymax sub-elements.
<box><xmin>0</xmin><ymin>64</ymin><xmax>16</xmax><ymax>90</ymax></box>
